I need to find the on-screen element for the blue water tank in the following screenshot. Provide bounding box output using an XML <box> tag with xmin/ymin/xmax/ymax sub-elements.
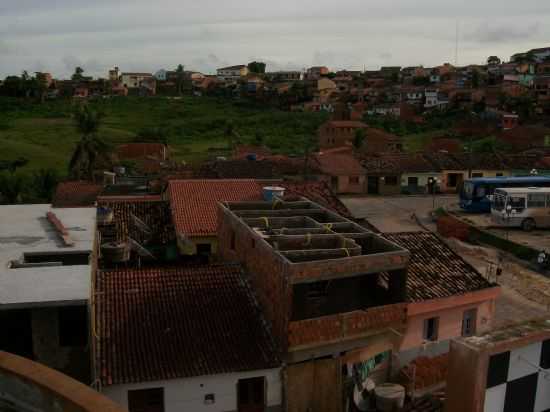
<box><xmin>263</xmin><ymin>186</ymin><xmax>286</xmax><ymax>201</ymax></box>
<box><xmin>246</xmin><ymin>153</ymin><xmax>257</xmax><ymax>161</ymax></box>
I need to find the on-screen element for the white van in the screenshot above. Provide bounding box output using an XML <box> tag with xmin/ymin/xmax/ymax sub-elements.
<box><xmin>491</xmin><ymin>187</ymin><xmax>550</xmax><ymax>231</ymax></box>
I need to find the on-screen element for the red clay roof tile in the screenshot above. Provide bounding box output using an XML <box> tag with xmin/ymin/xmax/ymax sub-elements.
<box><xmin>96</xmin><ymin>264</ymin><xmax>280</xmax><ymax>385</ymax></box>
<box><xmin>168</xmin><ymin>179</ymin><xmax>263</xmax><ymax>237</ymax></box>
<box><xmin>52</xmin><ymin>181</ymin><xmax>102</xmax><ymax>208</ymax></box>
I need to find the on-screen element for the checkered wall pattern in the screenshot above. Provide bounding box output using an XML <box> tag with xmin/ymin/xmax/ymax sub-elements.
<box><xmin>484</xmin><ymin>339</ymin><xmax>550</xmax><ymax>412</ymax></box>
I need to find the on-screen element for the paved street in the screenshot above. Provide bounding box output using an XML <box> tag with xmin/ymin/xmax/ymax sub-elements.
<box><xmin>340</xmin><ymin>195</ymin><xmax>458</xmax><ymax>232</ymax></box>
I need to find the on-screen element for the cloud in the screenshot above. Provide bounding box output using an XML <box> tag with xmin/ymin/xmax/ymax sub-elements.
<box><xmin>1</xmin><ymin>0</ymin><xmax>550</xmax><ymax>78</ymax></box>
<box><xmin>466</xmin><ymin>22</ymin><xmax>540</xmax><ymax>43</ymax></box>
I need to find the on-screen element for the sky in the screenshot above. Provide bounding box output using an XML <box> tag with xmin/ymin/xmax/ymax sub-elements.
<box><xmin>1</xmin><ymin>0</ymin><xmax>549</xmax><ymax>79</ymax></box>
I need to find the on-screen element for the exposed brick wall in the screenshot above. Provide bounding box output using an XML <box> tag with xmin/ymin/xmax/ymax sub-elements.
<box><xmin>400</xmin><ymin>354</ymin><xmax>449</xmax><ymax>391</ymax></box>
<box><xmin>436</xmin><ymin>215</ymin><xmax>471</xmax><ymax>241</ymax></box>
<box><xmin>218</xmin><ymin>206</ymin><xmax>292</xmax><ymax>352</ymax></box>
<box><xmin>288</xmin><ymin>303</ymin><xmax>407</xmax><ymax>348</ymax></box>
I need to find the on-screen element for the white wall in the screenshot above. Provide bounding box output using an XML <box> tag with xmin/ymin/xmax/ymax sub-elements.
<box><xmin>103</xmin><ymin>368</ymin><xmax>282</xmax><ymax>412</ymax></box>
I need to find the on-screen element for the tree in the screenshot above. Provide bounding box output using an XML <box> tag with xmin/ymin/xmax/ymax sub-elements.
<box><xmin>31</xmin><ymin>168</ymin><xmax>58</xmax><ymax>201</ymax></box>
<box><xmin>353</xmin><ymin>128</ymin><xmax>366</xmax><ymax>150</ymax></box>
<box><xmin>0</xmin><ymin>158</ymin><xmax>28</xmax><ymax>173</ymax></box>
<box><xmin>69</xmin><ymin>105</ymin><xmax>110</xmax><ymax>180</ymax></box>
<box><xmin>175</xmin><ymin>64</ymin><xmax>185</xmax><ymax>96</ymax></box>
<box><xmin>0</xmin><ymin>172</ymin><xmax>24</xmax><ymax>204</ymax></box>
<box><xmin>35</xmin><ymin>72</ymin><xmax>48</xmax><ymax>103</ymax></box>
<box><xmin>223</xmin><ymin>120</ymin><xmax>240</xmax><ymax>150</ymax></box>
<box><xmin>72</xmin><ymin>66</ymin><xmax>85</xmax><ymax>81</ymax></box>
<box><xmin>487</xmin><ymin>56</ymin><xmax>501</xmax><ymax>66</ymax></box>
<box><xmin>471</xmin><ymin>70</ymin><xmax>480</xmax><ymax>88</ymax></box>
<box><xmin>247</xmin><ymin>61</ymin><xmax>266</xmax><ymax>74</ymax></box>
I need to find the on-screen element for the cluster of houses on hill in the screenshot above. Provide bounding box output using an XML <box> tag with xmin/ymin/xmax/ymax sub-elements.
<box><xmin>3</xmin><ymin>45</ymin><xmax>549</xmax><ymax>122</ymax></box>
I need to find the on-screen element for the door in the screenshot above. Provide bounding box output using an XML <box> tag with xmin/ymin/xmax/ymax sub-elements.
<box><xmin>0</xmin><ymin>309</ymin><xmax>34</xmax><ymax>359</ymax></box>
<box><xmin>367</xmin><ymin>176</ymin><xmax>379</xmax><ymax>194</ymax></box>
<box><xmin>462</xmin><ymin>309</ymin><xmax>477</xmax><ymax>337</ymax></box>
<box><xmin>238</xmin><ymin>377</ymin><xmax>266</xmax><ymax>412</ymax></box>
<box><xmin>408</xmin><ymin>176</ymin><xmax>419</xmax><ymax>193</ymax></box>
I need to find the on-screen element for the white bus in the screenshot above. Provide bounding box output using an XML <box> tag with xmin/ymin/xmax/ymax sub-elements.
<box><xmin>491</xmin><ymin>187</ymin><xmax>550</xmax><ymax>231</ymax></box>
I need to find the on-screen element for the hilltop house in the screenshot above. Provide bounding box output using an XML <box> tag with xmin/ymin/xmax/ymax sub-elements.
<box><xmin>216</xmin><ymin>65</ymin><xmax>249</xmax><ymax>81</ymax></box>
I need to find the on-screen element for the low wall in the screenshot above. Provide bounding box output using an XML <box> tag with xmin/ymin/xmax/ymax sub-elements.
<box><xmin>0</xmin><ymin>351</ymin><xmax>125</xmax><ymax>412</ymax></box>
<box><xmin>437</xmin><ymin>212</ymin><xmax>539</xmax><ymax>262</ymax></box>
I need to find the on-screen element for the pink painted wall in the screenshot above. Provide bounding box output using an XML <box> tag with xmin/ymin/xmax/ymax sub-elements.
<box><xmin>399</xmin><ymin>294</ymin><xmax>497</xmax><ymax>352</ymax></box>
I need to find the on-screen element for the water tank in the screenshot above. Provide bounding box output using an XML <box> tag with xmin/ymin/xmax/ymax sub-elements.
<box><xmin>374</xmin><ymin>383</ymin><xmax>405</xmax><ymax>412</ymax></box>
<box><xmin>246</xmin><ymin>153</ymin><xmax>257</xmax><ymax>161</ymax></box>
<box><xmin>97</xmin><ymin>207</ymin><xmax>113</xmax><ymax>225</ymax></box>
<box><xmin>263</xmin><ymin>186</ymin><xmax>285</xmax><ymax>202</ymax></box>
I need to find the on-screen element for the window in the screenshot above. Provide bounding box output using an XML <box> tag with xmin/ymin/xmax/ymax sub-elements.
<box><xmin>238</xmin><ymin>377</ymin><xmax>265</xmax><ymax>410</ymax></box>
<box><xmin>462</xmin><ymin>309</ymin><xmax>477</xmax><ymax>337</ymax></box>
<box><xmin>204</xmin><ymin>394</ymin><xmax>215</xmax><ymax>405</ymax></box>
<box><xmin>384</xmin><ymin>176</ymin><xmax>398</xmax><ymax>186</ymax></box>
<box><xmin>496</xmin><ymin>172</ymin><xmax>504</xmax><ymax>177</ymax></box>
<box><xmin>128</xmin><ymin>388</ymin><xmax>164</xmax><ymax>412</ymax></box>
<box><xmin>509</xmin><ymin>196</ymin><xmax>526</xmax><ymax>210</ymax></box>
<box><xmin>423</xmin><ymin>317</ymin><xmax>439</xmax><ymax>341</ymax></box>
<box><xmin>472</xmin><ymin>172</ymin><xmax>483</xmax><ymax>178</ymax></box>
<box><xmin>349</xmin><ymin>176</ymin><xmax>360</xmax><ymax>184</ymax></box>
<box><xmin>58</xmin><ymin>305</ymin><xmax>88</xmax><ymax>347</ymax></box>
<box><xmin>196</xmin><ymin>243</ymin><xmax>212</xmax><ymax>255</ymax></box>
<box><xmin>408</xmin><ymin>176</ymin><xmax>419</xmax><ymax>187</ymax></box>
<box><xmin>528</xmin><ymin>193</ymin><xmax>546</xmax><ymax>208</ymax></box>
<box><xmin>251</xmin><ymin>238</ymin><xmax>256</xmax><ymax>249</ymax></box>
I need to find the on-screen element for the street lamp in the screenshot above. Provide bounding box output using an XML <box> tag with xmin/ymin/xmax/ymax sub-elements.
<box><xmin>428</xmin><ymin>177</ymin><xmax>441</xmax><ymax>209</ymax></box>
<box><xmin>505</xmin><ymin>204</ymin><xmax>512</xmax><ymax>240</ymax></box>
<box><xmin>531</xmin><ymin>168</ymin><xmax>538</xmax><ymax>176</ymax></box>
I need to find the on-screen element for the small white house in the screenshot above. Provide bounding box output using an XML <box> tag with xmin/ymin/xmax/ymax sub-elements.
<box><xmin>216</xmin><ymin>65</ymin><xmax>249</xmax><ymax>81</ymax></box>
<box><xmin>95</xmin><ymin>264</ymin><xmax>282</xmax><ymax>412</ymax></box>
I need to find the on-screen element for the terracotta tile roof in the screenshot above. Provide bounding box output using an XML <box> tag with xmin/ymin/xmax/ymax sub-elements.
<box><xmin>423</xmin><ymin>151</ymin><xmax>464</xmax><ymax>170</ymax></box>
<box><xmin>314</xmin><ymin>151</ymin><xmax>365</xmax><ymax>176</ymax></box>
<box><xmin>115</xmin><ymin>143</ymin><xmax>166</xmax><ymax>161</ymax></box>
<box><xmin>361</xmin><ymin>153</ymin><xmax>436</xmax><ymax>174</ymax></box>
<box><xmin>382</xmin><ymin>232</ymin><xmax>495</xmax><ymax>302</ymax></box>
<box><xmin>168</xmin><ymin>179</ymin><xmax>263</xmax><ymax>237</ymax></box>
<box><xmin>281</xmin><ymin>181</ymin><xmax>352</xmax><ymax>218</ymax></box>
<box><xmin>96</xmin><ymin>264</ymin><xmax>280</xmax><ymax>385</ymax></box>
<box><xmin>52</xmin><ymin>181</ymin><xmax>102</xmax><ymax>208</ymax></box>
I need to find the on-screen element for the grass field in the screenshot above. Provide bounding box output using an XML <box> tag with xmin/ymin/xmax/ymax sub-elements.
<box><xmin>0</xmin><ymin>96</ymin><xmax>328</xmax><ymax>175</ymax></box>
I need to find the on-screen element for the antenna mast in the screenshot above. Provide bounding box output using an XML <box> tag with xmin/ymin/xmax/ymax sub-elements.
<box><xmin>455</xmin><ymin>21</ymin><xmax>459</xmax><ymax>66</ymax></box>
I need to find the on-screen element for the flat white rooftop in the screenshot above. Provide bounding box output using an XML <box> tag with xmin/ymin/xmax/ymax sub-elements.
<box><xmin>0</xmin><ymin>204</ymin><xmax>96</xmax><ymax>308</ymax></box>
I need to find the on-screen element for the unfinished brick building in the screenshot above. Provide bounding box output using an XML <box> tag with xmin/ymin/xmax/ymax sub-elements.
<box><xmin>217</xmin><ymin>197</ymin><xmax>411</xmax><ymax>412</ymax></box>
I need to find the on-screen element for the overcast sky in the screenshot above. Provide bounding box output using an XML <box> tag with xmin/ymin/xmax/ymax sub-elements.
<box><xmin>1</xmin><ymin>0</ymin><xmax>549</xmax><ymax>79</ymax></box>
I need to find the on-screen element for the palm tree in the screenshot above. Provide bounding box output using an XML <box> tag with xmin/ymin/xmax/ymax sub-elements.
<box><xmin>176</xmin><ymin>64</ymin><xmax>185</xmax><ymax>96</ymax></box>
<box><xmin>31</xmin><ymin>168</ymin><xmax>59</xmax><ymax>201</ymax></box>
<box><xmin>224</xmin><ymin>121</ymin><xmax>240</xmax><ymax>150</ymax></box>
<box><xmin>69</xmin><ymin>105</ymin><xmax>110</xmax><ymax>180</ymax></box>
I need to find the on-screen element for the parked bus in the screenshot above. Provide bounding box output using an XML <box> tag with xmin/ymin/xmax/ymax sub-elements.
<box><xmin>491</xmin><ymin>187</ymin><xmax>550</xmax><ymax>231</ymax></box>
<box><xmin>459</xmin><ymin>176</ymin><xmax>550</xmax><ymax>213</ymax></box>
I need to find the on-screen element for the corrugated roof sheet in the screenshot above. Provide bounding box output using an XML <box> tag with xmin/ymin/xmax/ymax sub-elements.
<box><xmin>168</xmin><ymin>179</ymin><xmax>263</xmax><ymax>237</ymax></box>
<box><xmin>382</xmin><ymin>232</ymin><xmax>495</xmax><ymax>302</ymax></box>
<box><xmin>96</xmin><ymin>264</ymin><xmax>280</xmax><ymax>385</ymax></box>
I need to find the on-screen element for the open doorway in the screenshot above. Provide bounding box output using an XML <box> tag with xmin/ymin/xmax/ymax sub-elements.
<box><xmin>237</xmin><ymin>377</ymin><xmax>266</xmax><ymax>412</ymax></box>
<box><xmin>0</xmin><ymin>309</ymin><xmax>34</xmax><ymax>359</ymax></box>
